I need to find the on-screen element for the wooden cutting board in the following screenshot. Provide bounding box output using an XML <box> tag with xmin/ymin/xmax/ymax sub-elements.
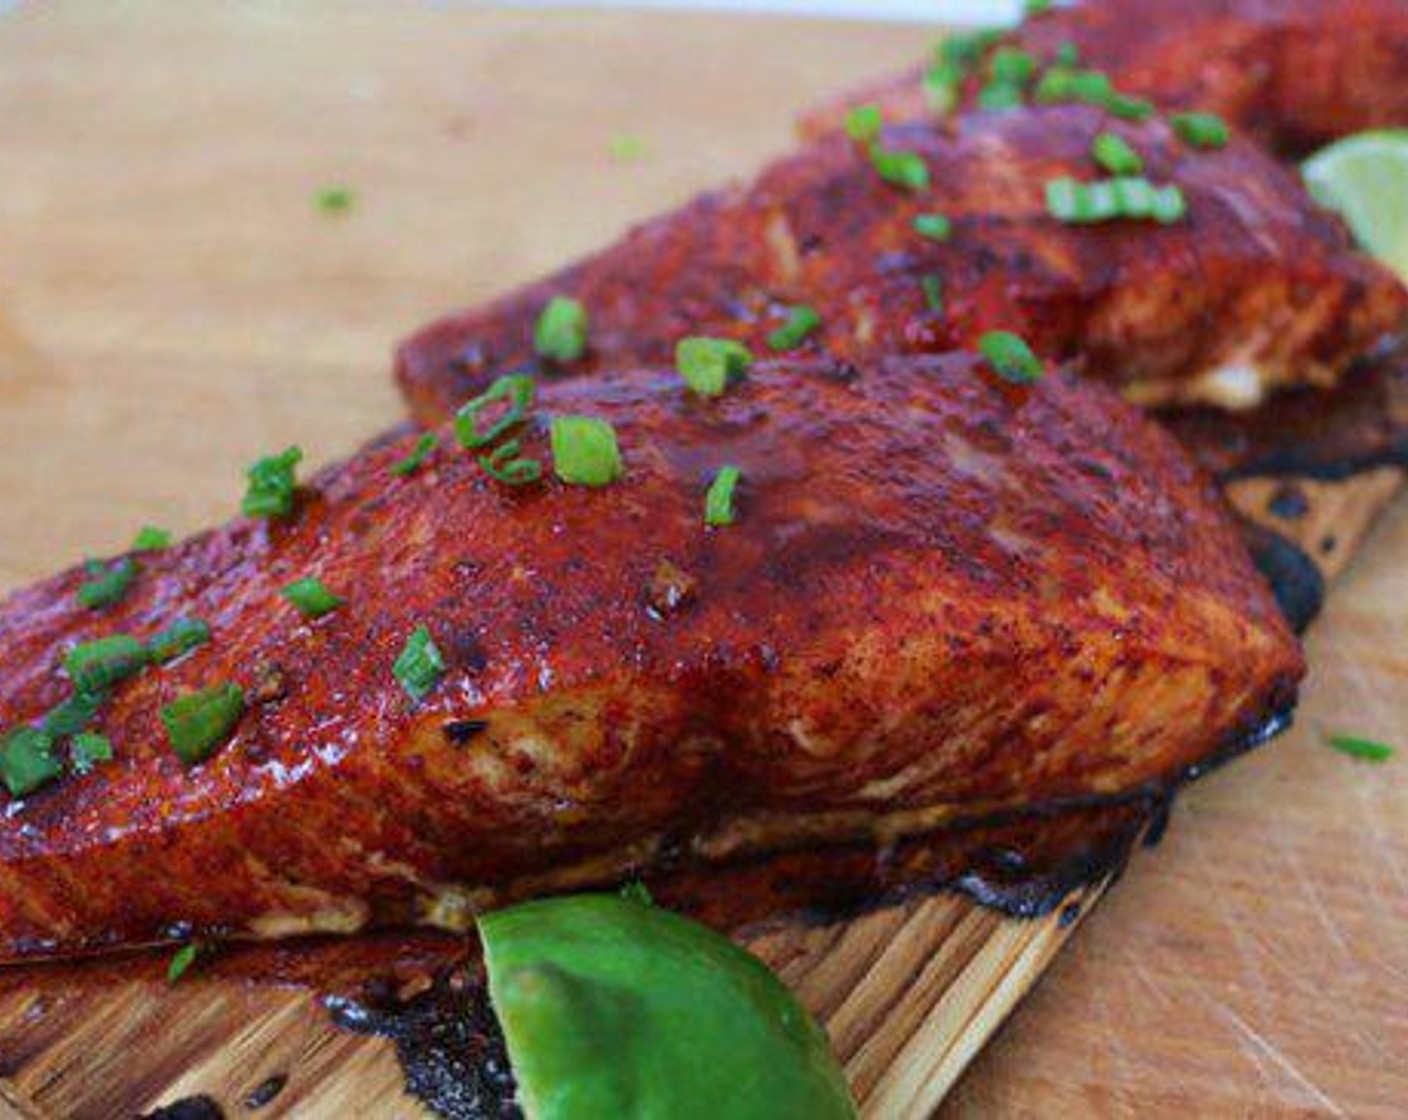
<box><xmin>0</xmin><ymin>4</ymin><xmax>1405</xmax><ymax>1117</ymax></box>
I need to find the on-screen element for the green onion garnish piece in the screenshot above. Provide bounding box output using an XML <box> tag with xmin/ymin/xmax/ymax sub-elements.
<box><xmin>608</xmin><ymin>133</ymin><xmax>648</xmax><ymax>162</ymax></box>
<box><xmin>167</xmin><ymin>942</ymin><xmax>201</xmax><ymax>983</ymax></box>
<box><xmin>1046</xmin><ymin>176</ymin><xmax>1185</xmax><ymax>224</ymax></box>
<box><xmin>1104</xmin><ymin>91</ymin><xmax>1156</xmax><ymax>121</ymax></box>
<box><xmin>1170</xmin><ymin>111</ymin><xmax>1230</xmax><ymax>150</ymax></box>
<box><xmin>242</xmin><ymin>446</ymin><xmax>303</xmax><ymax>520</ymax></box>
<box><xmin>534</xmin><ymin>296</ymin><xmax>589</xmax><ymax>364</ymax></box>
<box><xmin>925</xmin><ymin>27</ymin><xmax>1003</xmax><ymax>116</ymax></box>
<box><xmin>1054</xmin><ymin>42</ymin><xmax>1080</xmax><ymax>67</ymax></box>
<box><xmin>394</xmin><ymin>625</ymin><xmax>445</xmax><ymax>701</ymax></box>
<box><xmin>921</xmin><ymin>274</ymin><xmax>944</xmax><ymax>314</ymax></box>
<box><xmin>281</xmin><ymin>577</ymin><xmax>344</xmax><ymax>619</ymax></box>
<box><xmin>989</xmin><ymin>48</ymin><xmax>1036</xmax><ymax>86</ymax></box>
<box><xmin>0</xmin><ymin>727</ymin><xmax>62</xmax><ymax>797</ymax></box>
<box><xmin>455</xmin><ymin>373</ymin><xmax>536</xmax><ymax>450</ymax></box>
<box><xmin>479</xmin><ymin>438</ymin><xmax>544</xmax><ymax>486</ymax></box>
<box><xmin>844</xmin><ymin>104</ymin><xmax>883</xmax><ymax>145</ymax></box>
<box><xmin>550</xmin><ymin>416</ymin><xmax>624</xmax><ymax>488</ymax></box>
<box><xmin>1092</xmin><ymin>132</ymin><xmax>1144</xmax><ymax>176</ymax></box>
<box><xmin>161</xmin><ymin>683</ymin><xmax>246</xmax><ymax>766</ymax></box>
<box><xmin>1149</xmin><ymin>183</ymin><xmax>1187</xmax><ymax>223</ymax></box>
<box><xmin>1023</xmin><ymin>0</ymin><xmax>1053</xmax><ymax>15</ymax></box>
<box><xmin>70</xmin><ymin>732</ymin><xmax>113</xmax><ymax>775</ymax></box>
<box><xmin>392</xmin><ymin>433</ymin><xmax>438</xmax><ymax>478</ymax></box>
<box><xmin>131</xmin><ymin>526</ymin><xmax>172</xmax><ymax>553</ymax></box>
<box><xmin>938</xmin><ymin>27</ymin><xmax>1004</xmax><ymax>69</ymax></box>
<box><xmin>42</xmin><ymin>689</ymin><xmax>108</xmax><ymax>738</ymax></box>
<box><xmin>676</xmin><ymin>337</ymin><xmax>752</xmax><ymax>396</ymax></box>
<box><xmin>1033</xmin><ymin>66</ymin><xmax>1153</xmax><ymax>119</ymax></box>
<box><xmin>978</xmin><ymin>82</ymin><xmax>1025</xmax><ymax>111</ymax></box>
<box><xmin>65</xmin><ymin>634</ymin><xmax>149</xmax><ymax>694</ymax></box>
<box><xmin>1325</xmin><ymin>733</ymin><xmax>1395</xmax><ymax>764</ymax></box>
<box><xmin>913</xmin><ymin>213</ymin><xmax>953</xmax><ymax>241</ymax></box>
<box><xmin>978</xmin><ymin>330</ymin><xmax>1044</xmax><ymax>384</ymax></box>
<box><xmin>922</xmin><ymin>62</ymin><xmax>964</xmax><ymax>115</ymax></box>
<box><xmin>148</xmin><ymin>618</ymin><xmax>211</xmax><ymax>665</ymax></box>
<box><xmin>619</xmin><ymin>879</ymin><xmax>654</xmax><ymax>906</ymax></box>
<box><xmin>870</xmin><ymin>148</ymin><xmax>931</xmax><ymax>192</ymax></box>
<box><xmin>767</xmin><ymin>305</ymin><xmax>821</xmax><ymax>352</ymax></box>
<box><xmin>314</xmin><ymin>186</ymin><xmax>355</xmax><ymax>214</ymax></box>
<box><xmin>78</xmin><ymin>557</ymin><xmax>138</xmax><ymax>610</ymax></box>
<box><xmin>705</xmin><ymin>466</ymin><xmax>743</xmax><ymax>527</ymax></box>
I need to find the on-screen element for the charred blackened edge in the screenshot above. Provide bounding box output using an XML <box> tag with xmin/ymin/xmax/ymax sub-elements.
<box><xmin>1240</xmin><ymin>519</ymin><xmax>1326</xmax><ymax>633</ymax></box>
<box><xmin>328</xmin><ymin>964</ymin><xmax>522</xmax><ymax>1120</ymax></box>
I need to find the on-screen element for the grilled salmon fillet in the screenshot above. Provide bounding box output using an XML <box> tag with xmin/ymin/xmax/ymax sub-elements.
<box><xmin>799</xmin><ymin>0</ymin><xmax>1408</xmax><ymax>158</ymax></box>
<box><xmin>397</xmin><ymin>105</ymin><xmax>1406</xmax><ymax>425</ymax></box>
<box><xmin>0</xmin><ymin>354</ymin><xmax>1302</xmax><ymax>959</ymax></box>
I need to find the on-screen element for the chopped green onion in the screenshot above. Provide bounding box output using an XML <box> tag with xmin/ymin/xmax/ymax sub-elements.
<box><xmin>1023</xmin><ymin>0</ymin><xmax>1053</xmax><ymax>15</ymax></box>
<box><xmin>1325</xmin><ymin>733</ymin><xmax>1395</xmax><ymax>764</ymax></box>
<box><xmin>676</xmin><ymin>337</ymin><xmax>752</xmax><ymax>396</ymax></box>
<box><xmin>391</xmin><ymin>433</ymin><xmax>438</xmax><ymax>478</ymax></box>
<box><xmin>70</xmin><ymin>732</ymin><xmax>113</xmax><ymax>775</ymax></box>
<box><xmin>1092</xmin><ymin>132</ymin><xmax>1144</xmax><ymax>176</ymax></box>
<box><xmin>619</xmin><ymin>880</ymin><xmax>654</xmax><ymax>906</ymax></box>
<box><xmin>1104</xmin><ymin>91</ymin><xmax>1156</xmax><ymax>120</ymax></box>
<box><xmin>705</xmin><ymin>466</ymin><xmax>743</xmax><ymax>527</ymax></box>
<box><xmin>281</xmin><ymin>577</ymin><xmax>344</xmax><ymax>619</ymax></box>
<box><xmin>42</xmin><ymin>689</ymin><xmax>108</xmax><ymax>738</ymax></box>
<box><xmin>65</xmin><ymin>634</ymin><xmax>149</xmax><ymax>694</ymax></box>
<box><xmin>131</xmin><ymin>526</ymin><xmax>172</xmax><ymax>553</ymax></box>
<box><xmin>978</xmin><ymin>81</ymin><xmax>1025</xmax><ymax>111</ymax></box>
<box><xmin>148</xmin><ymin>618</ymin><xmax>211</xmax><ymax>665</ymax></box>
<box><xmin>938</xmin><ymin>28</ymin><xmax>1004</xmax><ymax>69</ymax></box>
<box><xmin>767</xmin><ymin>305</ymin><xmax>821</xmax><ymax>351</ymax></box>
<box><xmin>870</xmin><ymin>147</ymin><xmax>931</xmax><ymax>192</ymax></box>
<box><xmin>922</xmin><ymin>63</ymin><xmax>964</xmax><ymax>115</ymax></box>
<box><xmin>314</xmin><ymin>186</ymin><xmax>355</xmax><ymax>214</ymax></box>
<box><xmin>608</xmin><ymin>133</ymin><xmax>648</xmax><ymax>162</ymax></box>
<box><xmin>242</xmin><ymin>446</ymin><xmax>303</xmax><ymax>520</ymax></box>
<box><xmin>913</xmin><ymin>213</ymin><xmax>953</xmax><ymax>241</ymax></box>
<box><xmin>1046</xmin><ymin>176</ymin><xmax>1185</xmax><ymax>224</ymax></box>
<box><xmin>167</xmin><ymin>942</ymin><xmax>202</xmax><ymax>983</ymax></box>
<box><xmin>844</xmin><ymin>104</ymin><xmax>883</xmax><ymax>145</ymax></box>
<box><xmin>550</xmin><ymin>416</ymin><xmax>624</xmax><ymax>487</ymax></box>
<box><xmin>921</xmin><ymin>274</ymin><xmax>944</xmax><ymax>314</ymax></box>
<box><xmin>1054</xmin><ymin>42</ymin><xmax>1080</xmax><ymax>67</ymax></box>
<box><xmin>478</xmin><ymin>438</ymin><xmax>543</xmax><ymax>486</ymax></box>
<box><xmin>989</xmin><ymin>48</ymin><xmax>1036</xmax><ymax>86</ymax></box>
<box><xmin>161</xmin><ymin>683</ymin><xmax>245</xmax><ymax>766</ymax></box>
<box><xmin>455</xmin><ymin>374</ymin><xmax>536</xmax><ymax>450</ymax></box>
<box><xmin>1170</xmin><ymin>111</ymin><xmax>1230</xmax><ymax>150</ymax></box>
<box><xmin>978</xmin><ymin>330</ymin><xmax>1044</xmax><ymax>384</ymax></box>
<box><xmin>1149</xmin><ymin>183</ymin><xmax>1187</xmax><ymax>223</ymax></box>
<box><xmin>0</xmin><ymin>727</ymin><xmax>62</xmax><ymax>797</ymax></box>
<box><xmin>78</xmin><ymin>557</ymin><xmax>138</xmax><ymax>610</ymax></box>
<box><xmin>1033</xmin><ymin>66</ymin><xmax>1153</xmax><ymax>119</ymax></box>
<box><xmin>534</xmin><ymin>296</ymin><xmax>589</xmax><ymax>364</ymax></box>
<box><xmin>394</xmin><ymin>625</ymin><xmax>445</xmax><ymax>701</ymax></box>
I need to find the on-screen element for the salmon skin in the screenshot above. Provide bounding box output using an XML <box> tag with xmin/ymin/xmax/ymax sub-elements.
<box><xmin>798</xmin><ymin>0</ymin><xmax>1408</xmax><ymax>158</ymax></box>
<box><xmin>0</xmin><ymin>354</ymin><xmax>1302</xmax><ymax>960</ymax></box>
<box><xmin>397</xmin><ymin>104</ymin><xmax>1406</xmax><ymax>425</ymax></box>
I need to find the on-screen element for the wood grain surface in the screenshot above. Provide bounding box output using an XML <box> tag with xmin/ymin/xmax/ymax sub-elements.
<box><xmin>0</xmin><ymin>4</ymin><xmax>1404</xmax><ymax>1117</ymax></box>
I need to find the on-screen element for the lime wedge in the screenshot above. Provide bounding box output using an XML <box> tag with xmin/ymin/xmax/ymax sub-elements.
<box><xmin>1303</xmin><ymin>131</ymin><xmax>1408</xmax><ymax>284</ymax></box>
<box><xmin>480</xmin><ymin>894</ymin><xmax>857</xmax><ymax>1120</ymax></box>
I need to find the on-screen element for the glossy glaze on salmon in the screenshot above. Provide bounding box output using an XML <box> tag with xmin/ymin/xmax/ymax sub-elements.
<box><xmin>0</xmin><ymin>354</ymin><xmax>1302</xmax><ymax>959</ymax></box>
<box><xmin>397</xmin><ymin>104</ymin><xmax>1406</xmax><ymax>425</ymax></box>
<box><xmin>799</xmin><ymin>0</ymin><xmax>1408</xmax><ymax>158</ymax></box>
